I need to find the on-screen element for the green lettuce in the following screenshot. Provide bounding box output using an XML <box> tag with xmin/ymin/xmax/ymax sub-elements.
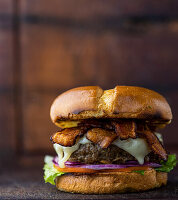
<box><xmin>133</xmin><ymin>154</ymin><xmax>177</xmax><ymax>175</ymax></box>
<box><xmin>43</xmin><ymin>155</ymin><xmax>64</xmax><ymax>185</ymax></box>
<box><xmin>155</xmin><ymin>154</ymin><xmax>177</xmax><ymax>173</ymax></box>
<box><xmin>133</xmin><ymin>170</ymin><xmax>145</xmax><ymax>175</ymax></box>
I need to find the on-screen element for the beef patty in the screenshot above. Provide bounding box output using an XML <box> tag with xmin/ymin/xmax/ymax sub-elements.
<box><xmin>68</xmin><ymin>143</ymin><xmax>161</xmax><ymax>164</ymax></box>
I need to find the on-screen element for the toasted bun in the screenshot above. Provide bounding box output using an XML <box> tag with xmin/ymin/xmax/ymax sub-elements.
<box><xmin>56</xmin><ymin>169</ymin><xmax>167</xmax><ymax>194</ymax></box>
<box><xmin>50</xmin><ymin>86</ymin><xmax>172</xmax><ymax>124</ymax></box>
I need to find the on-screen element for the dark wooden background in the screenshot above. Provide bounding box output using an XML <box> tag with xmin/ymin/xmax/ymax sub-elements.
<box><xmin>0</xmin><ymin>0</ymin><xmax>178</xmax><ymax>163</ymax></box>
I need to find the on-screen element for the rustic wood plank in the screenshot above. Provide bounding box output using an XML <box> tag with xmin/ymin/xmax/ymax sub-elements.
<box><xmin>22</xmin><ymin>91</ymin><xmax>57</xmax><ymax>152</ymax></box>
<box><xmin>0</xmin><ymin>30</ymin><xmax>14</xmax><ymax>87</ymax></box>
<box><xmin>0</xmin><ymin>0</ymin><xmax>13</xmax><ymax>14</ymax></box>
<box><xmin>0</xmin><ymin>1</ymin><xmax>15</xmax><ymax>158</ymax></box>
<box><xmin>20</xmin><ymin>23</ymin><xmax>178</xmax><ymax>90</ymax></box>
<box><xmin>0</xmin><ymin>94</ymin><xmax>15</xmax><ymax>158</ymax></box>
<box><xmin>20</xmin><ymin>0</ymin><xmax>178</xmax><ymax>18</ymax></box>
<box><xmin>20</xmin><ymin>25</ymin><xmax>100</xmax><ymax>90</ymax></box>
<box><xmin>90</xmin><ymin>23</ymin><xmax>178</xmax><ymax>89</ymax></box>
<box><xmin>161</xmin><ymin>91</ymin><xmax>178</xmax><ymax>147</ymax></box>
<box><xmin>0</xmin><ymin>0</ymin><xmax>14</xmax><ymax>88</ymax></box>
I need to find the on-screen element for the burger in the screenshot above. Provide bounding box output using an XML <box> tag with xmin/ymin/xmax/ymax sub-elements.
<box><xmin>43</xmin><ymin>86</ymin><xmax>177</xmax><ymax>194</ymax></box>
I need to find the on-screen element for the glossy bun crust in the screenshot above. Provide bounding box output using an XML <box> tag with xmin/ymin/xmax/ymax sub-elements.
<box><xmin>50</xmin><ymin>86</ymin><xmax>172</xmax><ymax>123</ymax></box>
<box><xmin>56</xmin><ymin>169</ymin><xmax>167</xmax><ymax>194</ymax></box>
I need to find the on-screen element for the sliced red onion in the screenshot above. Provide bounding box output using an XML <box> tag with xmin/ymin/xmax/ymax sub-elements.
<box><xmin>125</xmin><ymin>161</ymin><xmax>139</xmax><ymax>164</ymax></box>
<box><xmin>52</xmin><ymin>156</ymin><xmax>59</xmax><ymax>165</ymax></box>
<box><xmin>65</xmin><ymin>164</ymin><xmax>136</xmax><ymax>169</ymax></box>
<box><xmin>65</xmin><ymin>161</ymin><xmax>84</xmax><ymax>165</ymax></box>
<box><xmin>53</xmin><ymin>156</ymin><xmax>161</xmax><ymax>169</ymax></box>
<box><xmin>144</xmin><ymin>162</ymin><xmax>162</xmax><ymax>167</ymax></box>
<box><xmin>65</xmin><ymin>160</ymin><xmax>140</xmax><ymax>166</ymax></box>
<box><xmin>64</xmin><ymin>163</ymin><xmax>161</xmax><ymax>169</ymax></box>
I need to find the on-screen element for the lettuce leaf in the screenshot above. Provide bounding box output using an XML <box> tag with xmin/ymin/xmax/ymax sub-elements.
<box><xmin>133</xmin><ymin>170</ymin><xmax>145</xmax><ymax>175</ymax></box>
<box><xmin>155</xmin><ymin>154</ymin><xmax>177</xmax><ymax>173</ymax></box>
<box><xmin>43</xmin><ymin>155</ymin><xmax>64</xmax><ymax>185</ymax></box>
<box><xmin>133</xmin><ymin>154</ymin><xmax>177</xmax><ymax>175</ymax></box>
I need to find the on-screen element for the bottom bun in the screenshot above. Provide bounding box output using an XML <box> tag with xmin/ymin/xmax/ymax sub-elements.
<box><xmin>56</xmin><ymin>169</ymin><xmax>167</xmax><ymax>194</ymax></box>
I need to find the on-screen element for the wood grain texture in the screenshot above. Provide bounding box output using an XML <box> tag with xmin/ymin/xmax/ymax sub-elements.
<box><xmin>20</xmin><ymin>0</ymin><xmax>178</xmax><ymax>18</ymax></box>
<box><xmin>0</xmin><ymin>0</ymin><xmax>15</xmax><ymax>158</ymax></box>
<box><xmin>20</xmin><ymin>23</ymin><xmax>178</xmax><ymax>90</ymax></box>
<box><xmin>20</xmin><ymin>25</ymin><xmax>100</xmax><ymax>90</ymax></box>
<box><xmin>0</xmin><ymin>30</ymin><xmax>14</xmax><ymax>87</ymax></box>
<box><xmin>22</xmin><ymin>91</ymin><xmax>57</xmax><ymax>152</ymax></box>
<box><xmin>162</xmin><ymin>91</ymin><xmax>178</xmax><ymax>147</ymax></box>
<box><xmin>0</xmin><ymin>0</ymin><xmax>14</xmax><ymax>88</ymax></box>
<box><xmin>0</xmin><ymin>0</ymin><xmax>13</xmax><ymax>14</ymax></box>
<box><xmin>0</xmin><ymin>94</ymin><xmax>15</xmax><ymax>156</ymax></box>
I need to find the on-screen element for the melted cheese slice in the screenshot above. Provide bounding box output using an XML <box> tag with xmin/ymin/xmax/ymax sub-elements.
<box><xmin>113</xmin><ymin>138</ymin><xmax>151</xmax><ymax>164</ymax></box>
<box><xmin>155</xmin><ymin>132</ymin><xmax>163</xmax><ymax>144</ymax></box>
<box><xmin>55</xmin><ymin>121</ymin><xmax>80</xmax><ymax>129</ymax></box>
<box><xmin>53</xmin><ymin>135</ymin><xmax>91</xmax><ymax>168</ymax></box>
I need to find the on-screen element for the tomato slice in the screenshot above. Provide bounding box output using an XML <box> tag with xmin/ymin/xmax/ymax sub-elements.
<box><xmin>54</xmin><ymin>164</ymin><xmax>151</xmax><ymax>173</ymax></box>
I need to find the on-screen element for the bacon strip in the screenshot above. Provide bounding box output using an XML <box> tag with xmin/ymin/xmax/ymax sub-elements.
<box><xmin>113</xmin><ymin>121</ymin><xmax>136</xmax><ymax>139</ymax></box>
<box><xmin>87</xmin><ymin>128</ymin><xmax>117</xmax><ymax>148</ymax></box>
<box><xmin>137</xmin><ymin>130</ymin><xmax>167</xmax><ymax>161</ymax></box>
<box><xmin>79</xmin><ymin>119</ymin><xmax>113</xmax><ymax>130</ymax></box>
<box><xmin>51</xmin><ymin>127</ymin><xmax>86</xmax><ymax>146</ymax></box>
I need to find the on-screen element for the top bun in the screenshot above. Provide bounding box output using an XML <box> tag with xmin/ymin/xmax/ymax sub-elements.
<box><xmin>50</xmin><ymin>86</ymin><xmax>172</xmax><ymax>124</ymax></box>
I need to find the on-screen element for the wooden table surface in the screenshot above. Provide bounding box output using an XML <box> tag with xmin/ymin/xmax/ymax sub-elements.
<box><xmin>0</xmin><ymin>156</ymin><xmax>178</xmax><ymax>200</ymax></box>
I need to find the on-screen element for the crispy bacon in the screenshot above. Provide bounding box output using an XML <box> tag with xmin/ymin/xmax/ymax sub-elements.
<box><xmin>51</xmin><ymin>127</ymin><xmax>86</xmax><ymax>146</ymax></box>
<box><xmin>137</xmin><ymin>130</ymin><xmax>167</xmax><ymax>161</ymax></box>
<box><xmin>87</xmin><ymin>128</ymin><xmax>117</xmax><ymax>148</ymax></box>
<box><xmin>113</xmin><ymin>121</ymin><xmax>136</xmax><ymax>139</ymax></box>
<box><xmin>79</xmin><ymin>119</ymin><xmax>113</xmax><ymax>130</ymax></box>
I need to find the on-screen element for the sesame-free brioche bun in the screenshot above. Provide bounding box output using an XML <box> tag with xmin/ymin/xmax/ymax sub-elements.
<box><xmin>56</xmin><ymin>169</ymin><xmax>167</xmax><ymax>194</ymax></box>
<box><xmin>50</xmin><ymin>86</ymin><xmax>172</xmax><ymax>124</ymax></box>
